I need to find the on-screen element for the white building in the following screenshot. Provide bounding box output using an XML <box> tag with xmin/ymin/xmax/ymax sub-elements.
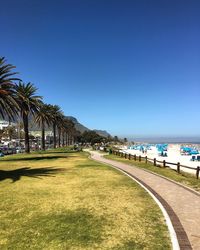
<box><xmin>0</xmin><ymin>120</ymin><xmax>16</xmax><ymax>130</ymax></box>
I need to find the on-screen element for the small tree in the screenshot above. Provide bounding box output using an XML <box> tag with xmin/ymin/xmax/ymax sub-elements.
<box><xmin>80</xmin><ymin>131</ymin><xmax>104</xmax><ymax>145</ymax></box>
<box><xmin>114</xmin><ymin>136</ymin><xmax>119</xmax><ymax>142</ymax></box>
<box><xmin>124</xmin><ymin>138</ymin><xmax>128</xmax><ymax>143</ymax></box>
<box><xmin>2</xmin><ymin>125</ymin><xmax>17</xmax><ymax>141</ymax></box>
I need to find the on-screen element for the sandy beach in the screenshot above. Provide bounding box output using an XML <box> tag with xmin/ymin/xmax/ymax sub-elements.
<box><xmin>121</xmin><ymin>144</ymin><xmax>200</xmax><ymax>175</ymax></box>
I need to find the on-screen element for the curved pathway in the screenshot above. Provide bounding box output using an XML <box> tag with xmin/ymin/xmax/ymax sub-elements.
<box><xmin>90</xmin><ymin>151</ymin><xmax>200</xmax><ymax>250</ymax></box>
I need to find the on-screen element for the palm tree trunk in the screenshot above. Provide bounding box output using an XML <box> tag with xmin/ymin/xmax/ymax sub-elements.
<box><xmin>9</xmin><ymin>132</ymin><xmax>12</xmax><ymax>142</ymax></box>
<box><xmin>58</xmin><ymin>128</ymin><xmax>61</xmax><ymax>148</ymax></box>
<box><xmin>68</xmin><ymin>134</ymin><xmax>70</xmax><ymax>145</ymax></box>
<box><xmin>22</xmin><ymin>113</ymin><xmax>30</xmax><ymax>153</ymax></box>
<box><xmin>62</xmin><ymin>131</ymin><xmax>65</xmax><ymax>147</ymax></box>
<box><xmin>71</xmin><ymin>136</ymin><xmax>74</xmax><ymax>145</ymax></box>
<box><xmin>65</xmin><ymin>132</ymin><xmax>67</xmax><ymax>146</ymax></box>
<box><xmin>41</xmin><ymin>121</ymin><xmax>45</xmax><ymax>151</ymax></box>
<box><xmin>69</xmin><ymin>134</ymin><xmax>72</xmax><ymax>145</ymax></box>
<box><xmin>53</xmin><ymin>123</ymin><xmax>56</xmax><ymax>148</ymax></box>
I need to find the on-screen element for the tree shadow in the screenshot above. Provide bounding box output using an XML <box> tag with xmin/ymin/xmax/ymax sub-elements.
<box><xmin>0</xmin><ymin>156</ymin><xmax>69</xmax><ymax>162</ymax></box>
<box><xmin>0</xmin><ymin>167</ymin><xmax>66</xmax><ymax>183</ymax></box>
<box><xmin>7</xmin><ymin>208</ymin><xmax>106</xmax><ymax>248</ymax></box>
<box><xmin>40</xmin><ymin>151</ymin><xmax>75</xmax><ymax>154</ymax></box>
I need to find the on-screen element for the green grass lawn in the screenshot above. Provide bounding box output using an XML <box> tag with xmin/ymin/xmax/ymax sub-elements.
<box><xmin>0</xmin><ymin>149</ymin><xmax>171</xmax><ymax>249</ymax></box>
<box><xmin>105</xmin><ymin>154</ymin><xmax>200</xmax><ymax>192</ymax></box>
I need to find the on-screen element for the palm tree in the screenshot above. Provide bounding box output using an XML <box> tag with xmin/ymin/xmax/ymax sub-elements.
<box><xmin>57</xmin><ymin>114</ymin><xmax>64</xmax><ymax>148</ymax></box>
<box><xmin>59</xmin><ymin>117</ymin><xmax>72</xmax><ymax>147</ymax></box>
<box><xmin>0</xmin><ymin>129</ymin><xmax>4</xmax><ymax>142</ymax></box>
<box><xmin>60</xmin><ymin>118</ymin><xmax>70</xmax><ymax>146</ymax></box>
<box><xmin>0</xmin><ymin>57</ymin><xmax>19</xmax><ymax>119</ymax></box>
<box><xmin>61</xmin><ymin>122</ymin><xmax>66</xmax><ymax>146</ymax></box>
<box><xmin>48</xmin><ymin>105</ymin><xmax>63</xmax><ymax>148</ymax></box>
<box><xmin>64</xmin><ymin>119</ymin><xmax>75</xmax><ymax>146</ymax></box>
<box><xmin>34</xmin><ymin>102</ymin><xmax>51</xmax><ymax>151</ymax></box>
<box><xmin>15</xmin><ymin>82</ymin><xmax>42</xmax><ymax>153</ymax></box>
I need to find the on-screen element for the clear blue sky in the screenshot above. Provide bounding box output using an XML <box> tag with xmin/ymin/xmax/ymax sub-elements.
<box><xmin>1</xmin><ymin>0</ymin><xmax>200</xmax><ymax>137</ymax></box>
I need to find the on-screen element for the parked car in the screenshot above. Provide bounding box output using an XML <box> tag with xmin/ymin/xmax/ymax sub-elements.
<box><xmin>16</xmin><ymin>147</ymin><xmax>25</xmax><ymax>154</ymax></box>
<box><xmin>0</xmin><ymin>147</ymin><xmax>16</xmax><ymax>155</ymax></box>
<box><xmin>0</xmin><ymin>150</ymin><xmax>4</xmax><ymax>157</ymax></box>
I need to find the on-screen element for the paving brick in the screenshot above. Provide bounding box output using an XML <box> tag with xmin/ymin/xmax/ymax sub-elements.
<box><xmin>91</xmin><ymin>152</ymin><xmax>200</xmax><ymax>250</ymax></box>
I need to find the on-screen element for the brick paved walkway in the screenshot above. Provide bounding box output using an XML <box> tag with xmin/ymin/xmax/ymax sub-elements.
<box><xmin>90</xmin><ymin>151</ymin><xmax>200</xmax><ymax>250</ymax></box>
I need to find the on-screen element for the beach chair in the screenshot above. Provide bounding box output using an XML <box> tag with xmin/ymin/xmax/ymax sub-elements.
<box><xmin>191</xmin><ymin>155</ymin><xmax>196</xmax><ymax>161</ymax></box>
<box><xmin>197</xmin><ymin>155</ymin><xmax>200</xmax><ymax>161</ymax></box>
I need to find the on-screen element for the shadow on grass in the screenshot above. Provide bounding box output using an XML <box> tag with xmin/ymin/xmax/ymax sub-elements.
<box><xmin>0</xmin><ymin>167</ymin><xmax>66</xmax><ymax>182</ymax></box>
<box><xmin>35</xmin><ymin>151</ymin><xmax>70</xmax><ymax>154</ymax></box>
<box><xmin>8</xmin><ymin>208</ymin><xmax>105</xmax><ymax>248</ymax></box>
<box><xmin>76</xmin><ymin>163</ymin><xmax>105</xmax><ymax>169</ymax></box>
<box><xmin>112</xmin><ymin>240</ymin><xmax>146</xmax><ymax>250</ymax></box>
<box><xmin>39</xmin><ymin>150</ymin><xmax>76</xmax><ymax>154</ymax></box>
<box><xmin>0</xmin><ymin>155</ymin><xmax>69</xmax><ymax>162</ymax></box>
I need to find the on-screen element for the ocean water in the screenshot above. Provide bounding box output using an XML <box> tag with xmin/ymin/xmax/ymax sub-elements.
<box><xmin>129</xmin><ymin>137</ymin><xmax>200</xmax><ymax>144</ymax></box>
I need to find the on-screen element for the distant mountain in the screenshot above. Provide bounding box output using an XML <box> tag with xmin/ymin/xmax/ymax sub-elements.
<box><xmin>65</xmin><ymin>116</ymin><xmax>89</xmax><ymax>133</ymax></box>
<box><xmin>93</xmin><ymin>129</ymin><xmax>110</xmax><ymax>137</ymax></box>
<box><xmin>66</xmin><ymin>116</ymin><xmax>111</xmax><ymax>137</ymax></box>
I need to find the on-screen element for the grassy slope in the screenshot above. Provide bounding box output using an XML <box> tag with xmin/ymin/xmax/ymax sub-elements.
<box><xmin>0</xmin><ymin>150</ymin><xmax>171</xmax><ymax>249</ymax></box>
<box><xmin>105</xmin><ymin>154</ymin><xmax>200</xmax><ymax>192</ymax></box>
